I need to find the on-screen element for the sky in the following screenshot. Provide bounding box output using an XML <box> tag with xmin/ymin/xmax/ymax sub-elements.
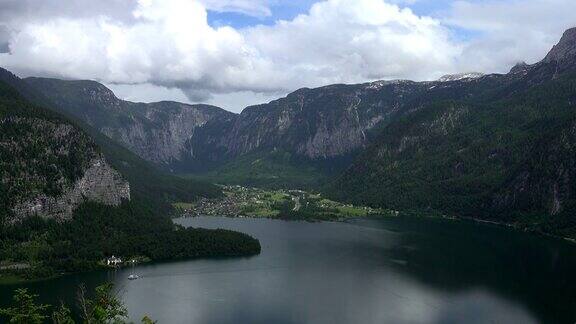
<box><xmin>0</xmin><ymin>0</ymin><xmax>574</xmax><ymax>113</ymax></box>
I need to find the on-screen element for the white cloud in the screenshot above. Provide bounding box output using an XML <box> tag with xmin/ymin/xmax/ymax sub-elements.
<box><xmin>244</xmin><ymin>0</ymin><xmax>460</xmax><ymax>87</ymax></box>
<box><xmin>442</xmin><ymin>0</ymin><xmax>576</xmax><ymax>72</ymax></box>
<box><xmin>0</xmin><ymin>0</ymin><xmax>574</xmax><ymax>111</ymax></box>
<box><xmin>0</xmin><ymin>0</ymin><xmax>462</xmax><ymax>109</ymax></box>
<box><xmin>106</xmin><ymin>82</ymin><xmax>280</xmax><ymax>113</ymax></box>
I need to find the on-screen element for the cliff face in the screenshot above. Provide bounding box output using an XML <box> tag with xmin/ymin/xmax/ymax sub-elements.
<box><xmin>11</xmin><ymin>156</ymin><xmax>130</xmax><ymax>222</ymax></box>
<box><xmin>23</xmin><ymin>70</ymin><xmax>517</xmax><ymax>174</ymax></box>
<box><xmin>0</xmin><ymin>69</ymin><xmax>131</xmax><ymax>223</ymax></box>
<box><xmin>543</xmin><ymin>27</ymin><xmax>576</xmax><ymax>71</ymax></box>
<box><xmin>23</xmin><ymin>66</ymin><xmax>516</xmax><ymax>175</ymax></box>
<box><xmin>186</xmin><ymin>81</ymin><xmax>431</xmax><ymax>167</ymax></box>
<box><xmin>100</xmin><ymin>102</ymin><xmax>231</xmax><ymax>164</ymax></box>
<box><xmin>24</xmin><ymin>78</ymin><xmax>235</xmax><ymax>167</ymax></box>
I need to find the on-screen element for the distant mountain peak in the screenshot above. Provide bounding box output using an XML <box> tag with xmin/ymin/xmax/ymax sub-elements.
<box><xmin>438</xmin><ymin>72</ymin><xmax>484</xmax><ymax>82</ymax></box>
<box><xmin>509</xmin><ymin>61</ymin><xmax>531</xmax><ymax>75</ymax></box>
<box><xmin>543</xmin><ymin>27</ymin><xmax>576</xmax><ymax>64</ymax></box>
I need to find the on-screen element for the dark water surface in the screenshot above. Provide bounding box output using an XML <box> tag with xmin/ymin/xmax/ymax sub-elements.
<box><xmin>2</xmin><ymin>216</ymin><xmax>576</xmax><ymax>324</ymax></box>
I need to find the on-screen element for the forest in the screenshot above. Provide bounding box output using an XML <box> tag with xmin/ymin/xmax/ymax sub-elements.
<box><xmin>0</xmin><ymin>76</ymin><xmax>260</xmax><ymax>282</ymax></box>
<box><xmin>0</xmin><ymin>200</ymin><xmax>261</xmax><ymax>281</ymax></box>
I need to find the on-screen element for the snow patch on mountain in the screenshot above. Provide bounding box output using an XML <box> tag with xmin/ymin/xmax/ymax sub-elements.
<box><xmin>438</xmin><ymin>72</ymin><xmax>485</xmax><ymax>82</ymax></box>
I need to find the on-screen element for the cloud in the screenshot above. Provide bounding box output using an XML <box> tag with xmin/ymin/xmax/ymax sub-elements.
<box><xmin>442</xmin><ymin>0</ymin><xmax>576</xmax><ymax>72</ymax></box>
<box><xmin>0</xmin><ymin>25</ymin><xmax>9</xmax><ymax>53</ymax></box>
<box><xmin>244</xmin><ymin>0</ymin><xmax>460</xmax><ymax>86</ymax></box>
<box><xmin>0</xmin><ymin>0</ymin><xmax>574</xmax><ymax>111</ymax></box>
<box><xmin>0</xmin><ymin>0</ymin><xmax>137</xmax><ymax>25</ymax></box>
<box><xmin>0</xmin><ymin>0</ymin><xmax>461</xmax><ymax>107</ymax></box>
<box><xmin>201</xmin><ymin>0</ymin><xmax>272</xmax><ymax>16</ymax></box>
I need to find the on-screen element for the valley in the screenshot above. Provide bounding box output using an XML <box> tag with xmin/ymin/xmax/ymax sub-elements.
<box><xmin>1</xmin><ymin>18</ymin><xmax>576</xmax><ymax>323</ymax></box>
<box><xmin>13</xmin><ymin>27</ymin><xmax>576</xmax><ymax>242</ymax></box>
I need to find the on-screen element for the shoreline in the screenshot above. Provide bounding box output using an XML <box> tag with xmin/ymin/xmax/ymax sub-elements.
<box><xmin>179</xmin><ymin>211</ymin><xmax>576</xmax><ymax>246</ymax></box>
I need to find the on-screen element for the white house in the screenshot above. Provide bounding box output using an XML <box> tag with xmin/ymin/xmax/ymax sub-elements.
<box><xmin>106</xmin><ymin>255</ymin><xmax>122</xmax><ymax>266</ymax></box>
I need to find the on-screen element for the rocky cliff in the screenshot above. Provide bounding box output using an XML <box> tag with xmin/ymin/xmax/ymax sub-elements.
<box><xmin>24</xmin><ymin>78</ymin><xmax>235</xmax><ymax>167</ymax></box>
<box><xmin>543</xmin><ymin>27</ymin><xmax>576</xmax><ymax>71</ymax></box>
<box><xmin>22</xmin><ymin>65</ymin><xmax>521</xmax><ymax>174</ymax></box>
<box><xmin>190</xmin><ymin>81</ymin><xmax>430</xmax><ymax>163</ymax></box>
<box><xmin>0</xmin><ymin>69</ymin><xmax>130</xmax><ymax>223</ymax></box>
<box><xmin>11</xmin><ymin>155</ymin><xmax>130</xmax><ymax>222</ymax></box>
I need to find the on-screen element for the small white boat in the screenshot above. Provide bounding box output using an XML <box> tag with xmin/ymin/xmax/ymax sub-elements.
<box><xmin>128</xmin><ymin>259</ymin><xmax>139</xmax><ymax>280</ymax></box>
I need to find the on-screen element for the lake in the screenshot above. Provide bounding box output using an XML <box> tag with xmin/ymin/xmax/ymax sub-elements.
<box><xmin>1</xmin><ymin>216</ymin><xmax>576</xmax><ymax>323</ymax></box>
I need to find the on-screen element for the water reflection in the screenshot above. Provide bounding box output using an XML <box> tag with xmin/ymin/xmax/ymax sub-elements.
<box><xmin>1</xmin><ymin>216</ymin><xmax>575</xmax><ymax>324</ymax></box>
<box><xmin>371</xmin><ymin>217</ymin><xmax>576</xmax><ymax>323</ymax></box>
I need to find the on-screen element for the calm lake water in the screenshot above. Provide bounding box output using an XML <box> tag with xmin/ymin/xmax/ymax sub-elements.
<box><xmin>2</xmin><ymin>216</ymin><xmax>576</xmax><ymax>324</ymax></box>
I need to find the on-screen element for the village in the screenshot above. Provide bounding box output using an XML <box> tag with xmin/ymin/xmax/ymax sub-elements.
<box><xmin>174</xmin><ymin>185</ymin><xmax>394</xmax><ymax>220</ymax></box>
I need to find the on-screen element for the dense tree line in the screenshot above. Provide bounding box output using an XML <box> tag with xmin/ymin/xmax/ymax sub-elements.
<box><xmin>0</xmin><ymin>199</ymin><xmax>260</xmax><ymax>279</ymax></box>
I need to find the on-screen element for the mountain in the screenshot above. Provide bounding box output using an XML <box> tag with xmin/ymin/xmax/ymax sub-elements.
<box><xmin>22</xmin><ymin>57</ymin><xmax>531</xmax><ymax>187</ymax></box>
<box><xmin>25</xmin><ymin>78</ymin><xmax>426</xmax><ymax>175</ymax></box>
<box><xmin>18</xmin><ymin>26</ymin><xmax>576</xmax><ymax>239</ymax></box>
<box><xmin>3</xmin><ymin>72</ymin><xmax>221</xmax><ymax>210</ymax></box>
<box><xmin>24</xmin><ymin>78</ymin><xmax>235</xmax><ymax>169</ymax></box>
<box><xmin>329</xmin><ymin>27</ymin><xmax>576</xmax><ymax>238</ymax></box>
<box><xmin>0</xmin><ymin>68</ymin><xmax>259</xmax><ymax>280</ymax></box>
<box><xmin>0</xmin><ymin>68</ymin><xmax>129</xmax><ymax>223</ymax></box>
<box><xmin>26</xmin><ymin>72</ymin><xmax>496</xmax><ymax>188</ymax></box>
<box><xmin>0</xmin><ymin>64</ymin><xmax>226</xmax><ymax>224</ymax></box>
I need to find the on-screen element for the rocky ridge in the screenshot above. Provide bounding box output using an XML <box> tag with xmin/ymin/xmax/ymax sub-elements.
<box><xmin>438</xmin><ymin>72</ymin><xmax>485</xmax><ymax>82</ymax></box>
<box><xmin>23</xmin><ymin>66</ymin><xmax>527</xmax><ymax>174</ymax></box>
<box><xmin>24</xmin><ymin>78</ymin><xmax>235</xmax><ymax>167</ymax></box>
<box><xmin>12</xmin><ymin>155</ymin><xmax>130</xmax><ymax>222</ymax></box>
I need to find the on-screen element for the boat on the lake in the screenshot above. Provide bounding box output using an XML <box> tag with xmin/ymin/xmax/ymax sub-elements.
<box><xmin>128</xmin><ymin>259</ymin><xmax>139</xmax><ymax>280</ymax></box>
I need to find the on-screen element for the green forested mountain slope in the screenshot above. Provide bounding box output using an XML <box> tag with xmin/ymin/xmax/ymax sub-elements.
<box><xmin>0</xmin><ymin>69</ymin><xmax>258</xmax><ymax>280</ymax></box>
<box><xmin>0</xmin><ymin>72</ymin><xmax>124</xmax><ymax>223</ymax></box>
<box><xmin>330</xmin><ymin>28</ymin><xmax>576</xmax><ymax>238</ymax></box>
<box><xmin>0</xmin><ymin>69</ymin><xmax>221</xmax><ymax>210</ymax></box>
